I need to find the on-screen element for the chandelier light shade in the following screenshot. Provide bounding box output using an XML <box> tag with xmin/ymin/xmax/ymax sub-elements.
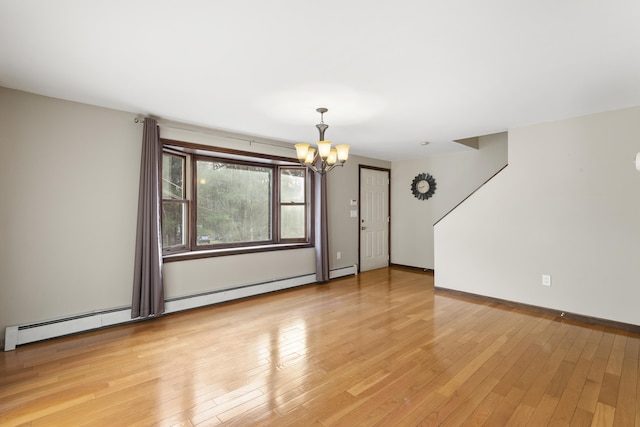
<box><xmin>295</xmin><ymin>108</ymin><xmax>350</xmax><ymax>175</ymax></box>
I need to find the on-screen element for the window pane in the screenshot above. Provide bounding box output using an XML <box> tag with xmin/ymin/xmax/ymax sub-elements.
<box><xmin>163</xmin><ymin>154</ymin><xmax>184</xmax><ymax>199</ymax></box>
<box><xmin>162</xmin><ymin>202</ymin><xmax>186</xmax><ymax>248</ymax></box>
<box><xmin>281</xmin><ymin>205</ymin><xmax>305</xmax><ymax>239</ymax></box>
<box><xmin>280</xmin><ymin>169</ymin><xmax>305</xmax><ymax>203</ymax></box>
<box><xmin>196</xmin><ymin>160</ymin><xmax>272</xmax><ymax>245</ymax></box>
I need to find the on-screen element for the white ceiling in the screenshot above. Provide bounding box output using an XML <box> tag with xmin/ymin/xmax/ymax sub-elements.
<box><xmin>1</xmin><ymin>1</ymin><xmax>639</xmax><ymax>161</ymax></box>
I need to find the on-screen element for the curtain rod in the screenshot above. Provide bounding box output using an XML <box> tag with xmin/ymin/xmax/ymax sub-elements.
<box><xmin>133</xmin><ymin>116</ymin><xmax>295</xmax><ymax>151</ymax></box>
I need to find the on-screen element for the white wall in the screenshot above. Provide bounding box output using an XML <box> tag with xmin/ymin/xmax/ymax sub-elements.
<box><xmin>391</xmin><ymin>133</ymin><xmax>508</xmax><ymax>269</ymax></box>
<box><xmin>434</xmin><ymin>106</ymin><xmax>640</xmax><ymax>326</ymax></box>
<box><xmin>0</xmin><ymin>87</ymin><xmax>389</xmax><ymax>346</ymax></box>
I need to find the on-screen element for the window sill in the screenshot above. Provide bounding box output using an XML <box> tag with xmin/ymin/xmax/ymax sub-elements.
<box><xmin>163</xmin><ymin>242</ymin><xmax>313</xmax><ymax>263</ymax></box>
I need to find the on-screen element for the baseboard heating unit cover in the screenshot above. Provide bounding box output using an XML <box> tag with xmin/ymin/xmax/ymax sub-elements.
<box><xmin>4</xmin><ymin>265</ymin><xmax>356</xmax><ymax>351</ymax></box>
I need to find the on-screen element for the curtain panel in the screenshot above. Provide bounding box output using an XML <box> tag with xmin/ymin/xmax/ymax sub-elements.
<box><xmin>131</xmin><ymin>118</ymin><xmax>164</xmax><ymax>318</ymax></box>
<box><xmin>314</xmin><ymin>171</ymin><xmax>330</xmax><ymax>282</ymax></box>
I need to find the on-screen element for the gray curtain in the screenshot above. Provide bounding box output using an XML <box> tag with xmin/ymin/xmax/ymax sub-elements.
<box><xmin>131</xmin><ymin>118</ymin><xmax>164</xmax><ymax>318</ymax></box>
<box><xmin>314</xmin><ymin>171</ymin><xmax>330</xmax><ymax>282</ymax></box>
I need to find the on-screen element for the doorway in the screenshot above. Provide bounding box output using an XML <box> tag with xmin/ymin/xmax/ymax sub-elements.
<box><xmin>359</xmin><ymin>166</ymin><xmax>390</xmax><ymax>272</ymax></box>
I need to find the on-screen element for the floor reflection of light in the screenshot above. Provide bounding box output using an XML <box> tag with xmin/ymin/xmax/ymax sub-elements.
<box><xmin>200</xmin><ymin>317</ymin><xmax>311</xmax><ymax>420</ymax></box>
<box><xmin>267</xmin><ymin>318</ymin><xmax>309</xmax><ymax>408</ymax></box>
<box><xmin>279</xmin><ymin>319</ymin><xmax>308</xmax><ymax>360</ymax></box>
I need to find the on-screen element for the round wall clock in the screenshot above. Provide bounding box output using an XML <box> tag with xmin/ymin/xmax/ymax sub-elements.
<box><xmin>411</xmin><ymin>173</ymin><xmax>437</xmax><ymax>200</ymax></box>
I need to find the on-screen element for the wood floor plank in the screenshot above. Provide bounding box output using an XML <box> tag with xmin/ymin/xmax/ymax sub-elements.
<box><xmin>578</xmin><ymin>379</ymin><xmax>603</xmax><ymax>414</ymax></box>
<box><xmin>571</xmin><ymin>407</ymin><xmax>594</xmax><ymax>426</ymax></box>
<box><xmin>482</xmin><ymin>385</ymin><xmax>527</xmax><ymax>426</ymax></box>
<box><xmin>519</xmin><ymin>323</ymin><xmax>572</xmax><ymax>408</ymax></box>
<box><xmin>527</xmin><ymin>393</ymin><xmax>560</xmax><ymax>426</ymax></box>
<box><xmin>606</xmin><ymin>333</ymin><xmax>627</xmax><ymax>376</ymax></box>
<box><xmin>599</xmin><ymin>373</ymin><xmax>622</xmax><ymax>408</ymax></box>
<box><xmin>1</xmin><ymin>267</ymin><xmax>639</xmax><ymax>426</ymax></box>
<box><xmin>438</xmin><ymin>376</ymin><xmax>501</xmax><ymax>426</ymax></box>
<box><xmin>612</xmin><ymin>335</ymin><xmax>639</xmax><ymax>426</ymax></box>
<box><xmin>462</xmin><ymin>390</ymin><xmax>504</xmax><ymax>425</ymax></box>
<box><xmin>591</xmin><ymin>402</ymin><xmax>616</xmax><ymax>427</ymax></box>
<box><xmin>549</xmin><ymin>353</ymin><xmax>593</xmax><ymax>424</ymax></box>
<box><xmin>588</xmin><ymin>330</ymin><xmax>616</xmax><ymax>382</ymax></box>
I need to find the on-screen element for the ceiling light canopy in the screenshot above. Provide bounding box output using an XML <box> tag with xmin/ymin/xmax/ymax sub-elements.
<box><xmin>295</xmin><ymin>108</ymin><xmax>349</xmax><ymax>175</ymax></box>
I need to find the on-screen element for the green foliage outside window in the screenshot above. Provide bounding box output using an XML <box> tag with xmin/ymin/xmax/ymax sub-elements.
<box><xmin>162</xmin><ymin>153</ymin><xmax>186</xmax><ymax>249</ymax></box>
<box><xmin>280</xmin><ymin>169</ymin><xmax>306</xmax><ymax>239</ymax></box>
<box><xmin>196</xmin><ymin>160</ymin><xmax>272</xmax><ymax>245</ymax></box>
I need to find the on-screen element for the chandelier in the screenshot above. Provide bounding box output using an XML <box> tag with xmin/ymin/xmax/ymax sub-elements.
<box><xmin>295</xmin><ymin>108</ymin><xmax>350</xmax><ymax>175</ymax></box>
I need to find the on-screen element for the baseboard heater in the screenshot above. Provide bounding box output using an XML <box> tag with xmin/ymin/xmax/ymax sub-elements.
<box><xmin>4</xmin><ymin>265</ymin><xmax>357</xmax><ymax>351</ymax></box>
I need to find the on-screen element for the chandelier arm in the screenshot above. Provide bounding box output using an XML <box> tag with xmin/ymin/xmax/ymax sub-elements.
<box><xmin>323</xmin><ymin>163</ymin><xmax>335</xmax><ymax>174</ymax></box>
<box><xmin>327</xmin><ymin>162</ymin><xmax>345</xmax><ymax>173</ymax></box>
<box><xmin>299</xmin><ymin>160</ymin><xmax>321</xmax><ymax>174</ymax></box>
<box><xmin>296</xmin><ymin>107</ymin><xmax>349</xmax><ymax>176</ymax></box>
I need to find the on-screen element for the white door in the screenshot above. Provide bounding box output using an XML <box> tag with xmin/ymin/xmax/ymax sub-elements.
<box><xmin>360</xmin><ymin>167</ymin><xmax>390</xmax><ymax>272</ymax></box>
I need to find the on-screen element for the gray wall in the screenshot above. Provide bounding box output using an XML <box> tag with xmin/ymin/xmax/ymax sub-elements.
<box><xmin>326</xmin><ymin>154</ymin><xmax>390</xmax><ymax>270</ymax></box>
<box><xmin>1</xmin><ymin>87</ymin><xmax>140</xmax><ymax>347</ymax></box>
<box><xmin>435</xmin><ymin>106</ymin><xmax>640</xmax><ymax>326</ymax></box>
<box><xmin>0</xmin><ymin>87</ymin><xmax>389</xmax><ymax>346</ymax></box>
<box><xmin>391</xmin><ymin>133</ymin><xmax>508</xmax><ymax>269</ymax></box>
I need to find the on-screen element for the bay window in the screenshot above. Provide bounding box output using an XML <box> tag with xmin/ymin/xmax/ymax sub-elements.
<box><xmin>161</xmin><ymin>140</ymin><xmax>312</xmax><ymax>258</ymax></box>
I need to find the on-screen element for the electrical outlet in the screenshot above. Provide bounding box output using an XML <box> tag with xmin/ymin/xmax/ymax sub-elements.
<box><xmin>337</xmin><ymin>251</ymin><xmax>341</xmax><ymax>260</ymax></box>
<box><xmin>542</xmin><ymin>274</ymin><xmax>551</xmax><ymax>287</ymax></box>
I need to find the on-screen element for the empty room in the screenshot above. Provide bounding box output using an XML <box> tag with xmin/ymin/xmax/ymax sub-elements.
<box><xmin>1</xmin><ymin>1</ymin><xmax>640</xmax><ymax>425</ymax></box>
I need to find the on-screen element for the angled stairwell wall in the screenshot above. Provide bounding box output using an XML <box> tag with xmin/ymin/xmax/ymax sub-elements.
<box><xmin>434</xmin><ymin>106</ymin><xmax>640</xmax><ymax>327</ymax></box>
<box><xmin>391</xmin><ymin>132</ymin><xmax>509</xmax><ymax>270</ymax></box>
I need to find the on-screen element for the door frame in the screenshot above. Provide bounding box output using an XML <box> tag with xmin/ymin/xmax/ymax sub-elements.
<box><xmin>358</xmin><ymin>165</ymin><xmax>391</xmax><ymax>272</ymax></box>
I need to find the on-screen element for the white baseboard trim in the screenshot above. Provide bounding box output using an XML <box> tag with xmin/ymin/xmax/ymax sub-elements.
<box><xmin>3</xmin><ymin>308</ymin><xmax>134</xmax><ymax>352</ymax></box>
<box><xmin>163</xmin><ymin>273</ymin><xmax>316</xmax><ymax>314</ymax></box>
<box><xmin>330</xmin><ymin>264</ymin><xmax>358</xmax><ymax>279</ymax></box>
<box><xmin>4</xmin><ymin>266</ymin><xmax>357</xmax><ymax>351</ymax></box>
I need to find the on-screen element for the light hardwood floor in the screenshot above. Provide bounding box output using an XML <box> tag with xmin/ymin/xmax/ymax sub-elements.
<box><xmin>1</xmin><ymin>267</ymin><xmax>638</xmax><ymax>426</ymax></box>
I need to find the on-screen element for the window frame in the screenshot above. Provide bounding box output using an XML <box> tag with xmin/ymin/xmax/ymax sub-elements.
<box><xmin>160</xmin><ymin>138</ymin><xmax>314</xmax><ymax>262</ymax></box>
<box><xmin>161</xmin><ymin>150</ymin><xmax>189</xmax><ymax>254</ymax></box>
<box><xmin>278</xmin><ymin>166</ymin><xmax>310</xmax><ymax>242</ymax></box>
